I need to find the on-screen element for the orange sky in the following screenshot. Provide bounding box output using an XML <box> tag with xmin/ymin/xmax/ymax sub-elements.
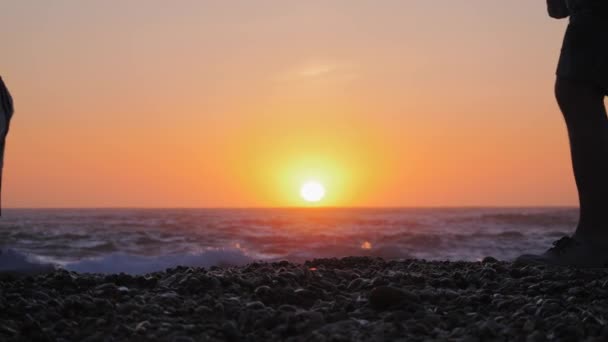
<box><xmin>0</xmin><ymin>1</ymin><xmax>593</xmax><ymax>207</ymax></box>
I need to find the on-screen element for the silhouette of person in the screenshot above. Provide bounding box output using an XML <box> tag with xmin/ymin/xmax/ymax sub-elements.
<box><xmin>0</xmin><ymin>77</ymin><xmax>14</xmax><ymax>217</ymax></box>
<box><xmin>517</xmin><ymin>0</ymin><xmax>608</xmax><ymax>267</ymax></box>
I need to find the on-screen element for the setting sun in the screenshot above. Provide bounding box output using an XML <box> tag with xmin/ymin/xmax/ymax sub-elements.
<box><xmin>300</xmin><ymin>181</ymin><xmax>326</xmax><ymax>203</ymax></box>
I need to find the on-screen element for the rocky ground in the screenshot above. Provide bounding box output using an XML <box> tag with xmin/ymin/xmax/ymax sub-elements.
<box><xmin>2</xmin><ymin>257</ymin><xmax>608</xmax><ymax>341</ymax></box>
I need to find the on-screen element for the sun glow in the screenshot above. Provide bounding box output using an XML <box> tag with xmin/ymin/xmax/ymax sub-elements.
<box><xmin>300</xmin><ymin>181</ymin><xmax>326</xmax><ymax>203</ymax></box>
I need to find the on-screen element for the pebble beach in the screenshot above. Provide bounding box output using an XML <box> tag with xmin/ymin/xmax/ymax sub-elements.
<box><xmin>3</xmin><ymin>257</ymin><xmax>608</xmax><ymax>341</ymax></box>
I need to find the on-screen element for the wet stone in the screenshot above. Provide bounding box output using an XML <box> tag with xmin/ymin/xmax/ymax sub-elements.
<box><xmin>171</xmin><ymin>336</ymin><xmax>195</xmax><ymax>342</ymax></box>
<box><xmin>222</xmin><ymin>320</ymin><xmax>240</xmax><ymax>342</ymax></box>
<box><xmin>3</xmin><ymin>257</ymin><xmax>608</xmax><ymax>341</ymax></box>
<box><xmin>245</xmin><ymin>301</ymin><xmax>266</xmax><ymax>310</ymax></box>
<box><xmin>482</xmin><ymin>257</ymin><xmax>499</xmax><ymax>264</ymax></box>
<box><xmin>369</xmin><ymin>286</ymin><xmax>418</xmax><ymax>310</ymax></box>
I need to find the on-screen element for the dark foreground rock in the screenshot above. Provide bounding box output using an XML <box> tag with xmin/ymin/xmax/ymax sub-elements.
<box><xmin>2</xmin><ymin>257</ymin><xmax>608</xmax><ymax>341</ymax></box>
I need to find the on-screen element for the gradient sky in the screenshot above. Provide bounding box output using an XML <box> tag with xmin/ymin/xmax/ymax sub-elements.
<box><xmin>0</xmin><ymin>1</ymin><xmax>590</xmax><ymax>207</ymax></box>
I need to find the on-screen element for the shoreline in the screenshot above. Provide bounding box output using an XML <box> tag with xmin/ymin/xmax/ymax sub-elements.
<box><xmin>2</xmin><ymin>257</ymin><xmax>608</xmax><ymax>341</ymax></box>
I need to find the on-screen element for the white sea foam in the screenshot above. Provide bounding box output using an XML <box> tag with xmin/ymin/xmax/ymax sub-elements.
<box><xmin>64</xmin><ymin>248</ymin><xmax>253</xmax><ymax>274</ymax></box>
<box><xmin>0</xmin><ymin>248</ymin><xmax>56</xmax><ymax>274</ymax></box>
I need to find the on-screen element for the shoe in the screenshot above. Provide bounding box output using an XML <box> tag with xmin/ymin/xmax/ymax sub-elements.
<box><xmin>515</xmin><ymin>236</ymin><xmax>608</xmax><ymax>268</ymax></box>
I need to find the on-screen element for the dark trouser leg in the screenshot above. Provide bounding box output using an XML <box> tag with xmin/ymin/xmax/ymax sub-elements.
<box><xmin>555</xmin><ymin>78</ymin><xmax>608</xmax><ymax>239</ymax></box>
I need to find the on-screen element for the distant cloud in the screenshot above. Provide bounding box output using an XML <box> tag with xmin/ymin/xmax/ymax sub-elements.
<box><xmin>297</xmin><ymin>64</ymin><xmax>337</xmax><ymax>78</ymax></box>
<box><xmin>275</xmin><ymin>61</ymin><xmax>358</xmax><ymax>83</ymax></box>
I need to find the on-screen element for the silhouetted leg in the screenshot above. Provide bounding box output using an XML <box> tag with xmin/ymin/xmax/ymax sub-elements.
<box><xmin>555</xmin><ymin>78</ymin><xmax>608</xmax><ymax>242</ymax></box>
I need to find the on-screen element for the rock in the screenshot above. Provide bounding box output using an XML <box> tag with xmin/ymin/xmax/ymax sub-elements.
<box><xmin>0</xmin><ymin>324</ymin><xmax>18</xmax><ymax>336</ymax></box>
<box><xmin>526</xmin><ymin>331</ymin><xmax>546</xmax><ymax>342</ymax></box>
<box><xmin>347</xmin><ymin>278</ymin><xmax>363</xmax><ymax>290</ymax></box>
<box><xmin>194</xmin><ymin>305</ymin><xmax>213</xmax><ymax>315</ymax></box>
<box><xmin>277</xmin><ymin>304</ymin><xmax>298</xmax><ymax>312</ymax></box>
<box><xmin>199</xmin><ymin>274</ymin><xmax>222</xmax><ymax>290</ymax></box>
<box><xmin>245</xmin><ymin>301</ymin><xmax>266</xmax><ymax>310</ymax></box>
<box><xmin>254</xmin><ymin>285</ymin><xmax>272</xmax><ymax>297</ymax></box>
<box><xmin>93</xmin><ymin>283</ymin><xmax>119</xmax><ymax>296</ymax></box>
<box><xmin>293</xmin><ymin>310</ymin><xmax>325</xmax><ymax>333</ymax></box>
<box><xmin>553</xmin><ymin>323</ymin><xmax>584</xmax><ymax>340</ymax></box>
<box><xmin>293</xmin><ymin>288</ymin><xmax>319</xmax><ymax>308</ymax></box>
<box><xmin>171</xmin><ymin>337</ymin><xmax>195</xmax><ymax>342</ymax></box>
<box><xmin>222</xmin><ymin>321</ymin><xmax>240</xmax><ymax>342</ymax></box>
<box><xmin>117</xmin><ymin>286</ymin><xmax>130</xmax><ymax>293</ymax></box>
<box><xmin>523</xmin><ymin>319</ymin><xmax>535</xmax><ymax>333</ymax></box>
<box><xmin>535</xmin><ymin>301</ymin><xmax>561</xmax><ymax>317</ymax></box>
<box><xmin>567</xmin><ymin>287</ymin><xmax>585</xmax><ymax>296</ymax></box>
<box><xmin>134</xmin><ymin>320</ymin><xmax>149</xmax><ymax>331</ymax></box>
<box><xmin>482</xmin><ymin>256</ymin><xmax>498</xmax><ymax>264</ymax></box>
<box><xmin>32</xmin><ymin>290</ymin><xmax>51</xmax><ymax>301</ymax></box>
<box><xmin>117</xmin><ymin>301</ymin><xmax>138</xmax><ymax>314</ymax></box>
<box><xmin>2</xmin><ymin>257</ymin><xmax>608</xmax><ymax>341</ymax></box>
<box><xmin>478</xmin><ymin>319</ymin><xmax>500</xmax><ymax>337</ymax></box>
<box><xmin>481</xmin><ymin>268</ymin><xmax>497</xmax><ymax>280</ymax></box>
<box><xmin>369</xmin><ymin>286</ymin><xmax>418</xmax><ymax>310</ymax></box>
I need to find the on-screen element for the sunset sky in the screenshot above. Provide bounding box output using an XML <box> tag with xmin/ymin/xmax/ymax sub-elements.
<box><xmin>0</xmin><ymin>1</ymin><xmax>590</xmax><ymax>208</ymax></box>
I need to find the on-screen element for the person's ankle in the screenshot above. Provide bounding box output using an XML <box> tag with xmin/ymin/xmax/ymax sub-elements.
<box><xmin>573</xmin><ymin>230</ymin><xmax>608</xmax><ymax>248</ymax></box>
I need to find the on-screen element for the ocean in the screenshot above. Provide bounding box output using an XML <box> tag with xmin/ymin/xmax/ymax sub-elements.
<box><xmin>0</xmin><ymin>208</ymin><xmax>577</xmax><ymax>274</ymax></box>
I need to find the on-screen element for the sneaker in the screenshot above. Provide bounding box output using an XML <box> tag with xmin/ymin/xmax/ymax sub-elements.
<box><xmin>515</xmin><ymin>236</ymin><xmax>608</xmax><ymax>268</ymax></box>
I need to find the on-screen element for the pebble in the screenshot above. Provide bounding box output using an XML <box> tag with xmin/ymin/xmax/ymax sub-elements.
<box><xmin>222</xmin><ymin>320</ymin><xmax>240</xmax><ymax>342</ymax></box>
<box><xmin>369</xmin><ymin>286</ymin><xmax>418</xmax><ymax>310</ymax></box>
<box><xmin>482</xmin><ymin>256</ymin><xmax>499</xmax><ymax>264</ymax></box>
<box><xmin>245</xmin><ymin>301</ymin><xmax>266</xmax><ymax>310</ymax></box>
<box><xmin>2</xmin><ymin>257</ymin><xmax>608</xmax><ymax>341</ymax></box>
<box><xmin>135</xmin><ymin>320</ymin><xmax>150</xmax><ymax>332</ymax></box>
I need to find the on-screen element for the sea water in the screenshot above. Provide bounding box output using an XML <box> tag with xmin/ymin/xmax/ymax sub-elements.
<box><xmin>0</xmin><ymin>208</ymin><xmax>577</xmax><ymax>274</ymax></box>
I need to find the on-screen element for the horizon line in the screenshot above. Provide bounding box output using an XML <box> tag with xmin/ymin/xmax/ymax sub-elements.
<box><xmin>0</xmin><ymin>205</ymin><xmax>579</xmax><ymax>210</ymax></box>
